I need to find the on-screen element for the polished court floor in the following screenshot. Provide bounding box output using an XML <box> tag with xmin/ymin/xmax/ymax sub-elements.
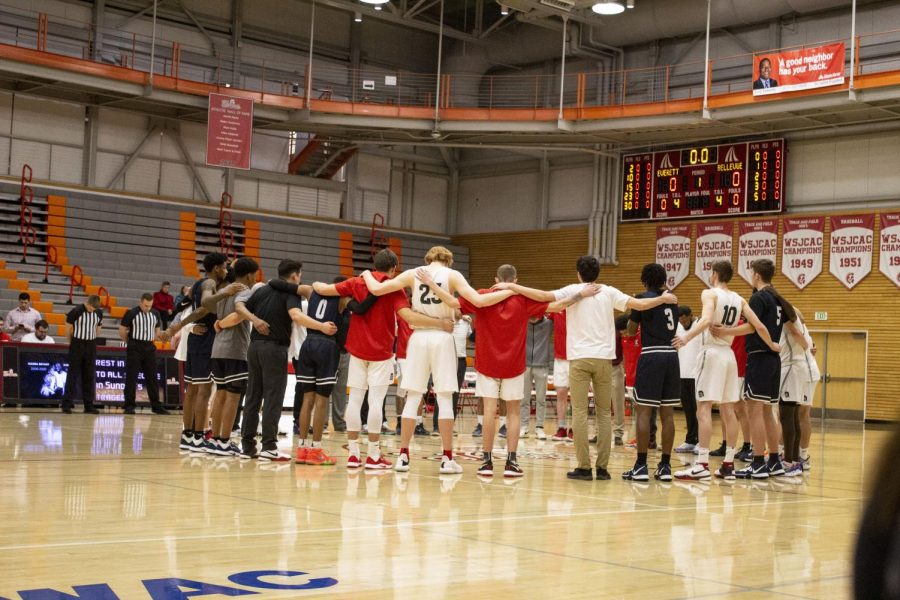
<box><xmin>0</xmin><ymin>408</ymin><xmax>882</xmax><ymax>599</ymax></box>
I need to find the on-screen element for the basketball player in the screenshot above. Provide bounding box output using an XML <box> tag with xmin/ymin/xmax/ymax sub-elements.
<box><xmin>163</xmin><ymin>253</ymin><xmax>245</xmax><ymax>452</ymax></box>
<box><xmin>314</xmin><ymin>249</ymin><xmax>453</xmax><ymax>470</ymax></box>
<box><xmin>778</xmin><ymin>308</ymin><xmax>814</xmax><ymax>476</ymax></box>
<box><xmin>672</xmin><ymin>261</ymin><xmax>780</xmax><ymax>481</ymax></box>
<box><xmin>713</xmin><ymin>259</ymin><xmax>801</xmax><ymax>479</ymax></box>
<box><xmin>547</xmin><ymin>311</ymin><xmax>571</xmax><ymax>441</ymax></box>
<box><xmin>796</xmin><ymin>310</ymin><xmax>819</xmax><ymax>471</ymax></box>
<box><xmin>623</xmin><ymin>263</ymin><xmax>680</xmax><ymax>482</ymax></box>
<box><xmin>418</xmin><ymin>263</ymin><xmax>594</xmax><ymax>478</ymax></box>
<box><xmin>360</xmin><ymin>246</ymin><xmax>514</xmax><ymax>474</ymax></box>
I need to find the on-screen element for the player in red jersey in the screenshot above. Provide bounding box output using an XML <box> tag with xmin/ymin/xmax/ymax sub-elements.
<box><xmin>419</xmin><ymin>264</ymin><xmax>598</xmax><ymax>478</ymax></box>
<box><xmin>546</xmin><ymin>311</ymin><xmax>572</xmax><ymax>441</ymax></box>
<box><xmin>313</xmin><ymin>249</ymin><xmax>453</xmax><ymax>470</ymax></box>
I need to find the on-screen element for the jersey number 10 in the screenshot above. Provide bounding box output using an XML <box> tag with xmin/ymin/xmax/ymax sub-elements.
<box><xmin>722</xmin><ymin>305</ymin><xmax>738</xmax><ymax>326</ymax></box>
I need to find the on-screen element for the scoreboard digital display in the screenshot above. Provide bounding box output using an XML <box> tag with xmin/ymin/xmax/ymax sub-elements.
<box><xmin>621</xmin><ymin>139</ymin><xmax>785</xmax><ymax>221</ymax></box>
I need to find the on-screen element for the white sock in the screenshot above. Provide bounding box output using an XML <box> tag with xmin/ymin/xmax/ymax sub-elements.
<box><xmin>368</xmin><ymin>441</ymin><xmax>381</xmax><ymax>460</ymax></box>
<box><xmin>559</xmin><ymin>420</ymin><xmax>566</xmax><ymax>428</ymax></box>
<box><xmin>696</xmin><ymin>447</ymin><xmax>709</xmax><ymax>465</ymax></box>
<box><xmin>724</xmin><ymin>446</ymin><xmax>735</xmax><ymax>463</ymax></box>
<box><xmin>500</xmin><ymin>417</ymin><xmax>507</xmax><ymax>427</ymax></box>
<box><xmin>416</xmin><ymin>416</ymin><xmax>424</xmax><ymax>425</ymax></box>
<box><xmin>298</xmin><ymin>438</ymin><xmax>307</xmax><ymax>447</ymax></box>
<box><xmin>800</xmin><ymin>447</ymin><xmax>809</xmax><ymax>460</ymax></box>
<box><xmin>311</xmin><ymin>440</ymin><xmax>321</xmax><ymax>448</ymax></box>
<box><xmin>348</xmin><ymin>440</ymin><xmax>360</xmax><ymax>458</ymax></box>
<box><xmin>477</xmin><ymin>415</ymin><xmax>483</xmax><ymax>425</ymax></box>
<box><xmin>778</xmin><ymin>444</ymin><xmax>784</xmax><ymax>455</ymax></box>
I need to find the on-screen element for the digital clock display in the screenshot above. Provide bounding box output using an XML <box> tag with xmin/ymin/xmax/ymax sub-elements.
<box><xmin>621</xmin><ymin>139</ymin><xmax>785</xmax><ymax>221</ymax></box>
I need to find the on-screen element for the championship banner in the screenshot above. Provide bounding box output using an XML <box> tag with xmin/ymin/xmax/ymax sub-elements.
<box><xmin>694</xmin><ymin>222</ymin><xmax>733</xmax><ymax>286</ymax></box>
<box><xmin>752</xmin><ymin>42</ymin><xmax>845</xmax><ymax>96</ymax></box>
<box><xmin>829</xmin><ymin>214</ymin><xmax>874</xmax><ymax>289</ymax></box>
<box><xmin>782</xmin><ymin>216</ymin><xmax>824</xmax><ymax>289</ymax></box>
<box><xmin>206</xmin><ymin>93</ymin><xmax>253</xmax><ymax>170</ymax></box>
<box><xmin>656</xmin><ymin>225</ymin><xmax>691</xmax><ymax>290</ymax></box>
<box><xmin>738</xmin><ymin>220</ymin><xmax>778</xmax><ymax>285</ymax></box>
<box><xmin>879</xmin><ymin>212</ymin><xmax>900</xmax><ymax>288</ymax></box>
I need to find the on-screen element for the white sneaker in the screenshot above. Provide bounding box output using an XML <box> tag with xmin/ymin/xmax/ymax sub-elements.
<box><xmin>394</xmin><ymin>451</ymin><xmax>410</xmax><ymax>472</ymax></box>
<box><xmin>258</xmin><ymin>449</ymin><xmax>291</xmax><ymax>462</ymax></box>
<box><xmin>674</xmin><ymin>442</ymin><xmax>696</xmax><ymax>454</ymax></box>
<box><xmin>535</xmin><ymin>427</ymin><xmax>547</xmax><ymax>440</ymax></box>
<box><xmin>674</xmin><ymin>464</ymin><xmax>711</xmax><ymax>480</ymax></box>
<box><xmin>519</xmin><ymin>427</ymin><xmax>528</xmax><ymax>439</ymax></box>
<box><xmin>440</xmin><ymin>457</ymin><xmax>463</xmax><ymax>474</ymax></box>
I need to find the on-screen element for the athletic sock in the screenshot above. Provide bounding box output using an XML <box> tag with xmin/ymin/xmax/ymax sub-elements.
<box><xmin>311</xmin><ymin>440</ymin><xmax>321</xmax><ymax>449</ymax></box>
<box><xmin>443</xmin><ymin>449</ymin><xmax>453</xmax><ymax>461</ymax></box>
<box><xmin>741</xmin><ymin>442</ymin><xmax>752</xmax><ymax>451</ymax></box>
<box><xmin>725</xmin><ymin>446</ymin><xmax>736</xmax><ymax>463</ymax></box>
<box><xmin>768</xmin><ymin>452</ymin><xmax>780</xmax><ymax>464</ymax></box>
<box><xmin>752</xmin><ymin>454</ymin><xmax>765</xmax><ymax>466</ymax></box>
<box><xmin>636</xmin><ymin>452</ymin><xmax>647</xmax><ymax>466</ymax></box>
<box><xmin>477</xmin><ymin>415</ymin><xmax>484</xmax><ymax>425</ymax></box>
<box><xmin>368</xmin><ymin>441</ymin><xmax>381</xmax><ymax>460</ymax></box>
<box><xmin>416</xmin><ymin>416</ymin><xmax>424</xmax><ymax>425</ymax></box>
<box><xmin>800</xmin><ymin>447</ymin><xmax>809</xmax><ymax>460</ymax></box>
<box><xmin>400</xmin><ymin>447</ymin><xmax>409</xmax><ymax>457</ymax></box>
<box><xmin>348</xmin><ymin>440</ymin><xmax>360</xmax><ymax>458</ymax></box>
<box><xmin>696</xmin><ymin>447</ymin><xmax>709</xmax><ymax>466</ymax></box>
<box><xmin>778</xmin><ymin>444</ymin><xmax>785</xmax><ymax>455</ymax></box>
<box><xmin>483</xmin><ymin>451</ymin><xmax>492</xmax><ymax>463</ymax></box>
<box><xmin>298</xmin><ymin>438</ymin><xmax>307</xmax><ymax>447</ymax></box>
<box><xmin>660</xmin><ymin>453</ymin><xmax>671</xmax><ymax>466</ymax></box>
<box><xmin>559</xmin><ymin>419</ymin><xmax>566</xmax><ymax>428</ymax></box>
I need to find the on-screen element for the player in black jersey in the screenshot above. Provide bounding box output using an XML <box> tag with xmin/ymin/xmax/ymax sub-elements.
<box><xmin>713</xmin><ymin>259</ymin><xmax>801</xmax><ymax>479</ymax></box>
<box><xmin>623</xmin><ymin>263</ymin><xmax>679</xmax><ymax>482</ymax></box>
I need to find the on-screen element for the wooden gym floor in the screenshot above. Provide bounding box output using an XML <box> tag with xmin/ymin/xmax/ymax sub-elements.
<box><xmin>0</xmin><ymin>409</ymin><xmax>882</xmax><ymax>599</ymax></box>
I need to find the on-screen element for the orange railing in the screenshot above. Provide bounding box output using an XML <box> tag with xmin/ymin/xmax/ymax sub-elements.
<box><xmin>97</xmin><ymin>286</ymin><xmax>111</xmax><ymax>309</ymax></box>
<box><xmin>68</xmin><ymin>264</ymin><xmax>83</xmax><ymax>304</ymax></box>
<box><xmin>43</xmin><ymin>244</ymin><xmax>57</xmax><ymax>283</ymax></box>
<box><xmin>0</xmin><ymin>5</ymin><xmax>899</xmax><ymax>122</ymax></box>
<box><xmin>218</xmin><ymin>191</ymin><xmax>236</xmax><ymax>260</ymax></box>
<box><xmin>18</xmin><ymin>163</ymin><xmax>36</xmax><ymax>264</ymax></box>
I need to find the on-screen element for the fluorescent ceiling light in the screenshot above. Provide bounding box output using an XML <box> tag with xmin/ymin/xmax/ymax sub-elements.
<box><xmin>500</xmin><ymin>4</ymin><xmax>509</xmax><ymax>15</ymax></box>
<box><xmin>591</xmin><ymin>0</ymin><xmax>625</xmax><ymax>15</ymax></box>
<box><xmin>359</xmin><ymin>0</ymin><xmax>389</xmax><ymax>4</ymax></box>
<box><xmin>354</xmin><ymin>11</ymin><xmax>362</xmax><ymax>21</ymax></box>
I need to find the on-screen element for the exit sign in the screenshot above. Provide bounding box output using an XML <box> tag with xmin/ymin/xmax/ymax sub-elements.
<box><xmin>814</xmin><ymin>312</ymin><xmax>828</xmax><ymax>321</ymax></box>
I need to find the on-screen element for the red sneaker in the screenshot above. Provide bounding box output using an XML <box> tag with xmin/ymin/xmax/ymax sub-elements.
<box><xmin>551</xmin><ymin>427</ymin><xmax>568</xmax><ymax>441</ymax></box>
<box><xmin>567</xmin><ymin>428</ymin><xmax>574</xmax><ymax>442</ymax></box>
<box><xmin>306</xmin><ymin>448</ymin><xmax>336</xmax><ymax>466</ymax></box>
<box><xmin>346</xmin><ymin>455</ymin><xmax>361</xmax><ymax>469</ymax></box>
<box><xmin>295</xmin><ymin>447</ymin><xmax>309</xmax><ymax>464</ymax></box>
<box><xmin>365</xmin><ymin>455</ymin><xmax>393</xmax><ymax>470</ymax></box>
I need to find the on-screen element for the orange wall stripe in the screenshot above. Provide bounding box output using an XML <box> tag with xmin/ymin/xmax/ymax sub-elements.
<box><xmin>244</xmin><ymin>219</ymin><xmax>261</xmax><ymax>262</ymax></box>
<box><xmin>46</xmin><ymin>195</ymin><xmax>68</xmax><ymax>266</ymax></box>
<box><xmin>338</xmin><ymin>232</ymin><xmax>354</xmax><ymax>277</ymax></box>
<box><xmin>388</xmin><ymin>237</ymin><xmax>403</xmax><ymax>271</ymax></box>
<box><xmin>179</xmin><ymin>211</ymin><xmax>201</xmax><ymax>279</ymax></box>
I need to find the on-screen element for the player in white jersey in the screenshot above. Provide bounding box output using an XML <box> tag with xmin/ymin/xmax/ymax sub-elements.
<box><xmin>779</xmin><ymin>308</ymin><xmax>816</xmax><ymax>476</ymax></box>
<box><xmin>673</xmin><ymin>261</ymin><xmax>780</xmax><ymax>481</ymax></box>
<box><xmin>361</xmin><ymin>245</ymin><xmax>514</xmax><ymax>474</ymax></box>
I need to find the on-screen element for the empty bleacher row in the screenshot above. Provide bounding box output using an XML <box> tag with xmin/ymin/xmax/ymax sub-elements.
<box><xmin>0</xmin><ymin>180</ymin><xmax>469</xmax><ymax>343</ymax></box>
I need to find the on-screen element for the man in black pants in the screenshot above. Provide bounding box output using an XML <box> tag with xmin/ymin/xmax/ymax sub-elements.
<box><xmin>674</xmin><ymin>306</ymin><xmax>700</xmax><ymax>454</ymax></box>
<box><xmin>237</xmin><ymin>259</ymin><xmax>337</xmax><ymax>462</ymax></box>
<box><xmin>119</xmin><ymin>293</ymin><xmax>169</xmax><ymax>415</ymax></box>
<box><xmin>61</xmin><ymin>295</ymin><xmax>103</xmax><ymax>414</ymax></box>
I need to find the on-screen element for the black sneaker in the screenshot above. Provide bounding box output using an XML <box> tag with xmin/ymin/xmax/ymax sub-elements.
<box><xmin>498</xmin><ymin>424</ymin><xmax>507</xmax><ymax>438</ymax></box>
<box><xmin>472</xmin><ymin>423</ymin><xmax>483</xmax><ymax>437</ymax></box>
<box><xmin>654</xmin><ymin>463</ymin><xmax>673</xmax><ymax>481</ymax></box>
<box><xmin>566</xmin><ymin>468</ymin><xmax>593</xmax><ymax>481</ymax></box>
<box><xmin>151</xmin><ymin>406</ymin><xmax>171</xmax><ymax>415</ymax></box>
<box><xmin>123</xmin><ymin>408</ymin><xmax>136</xmax><ymax>415</ymax></box>
<box><xmin>84</xmin><ymin>407</ymin><xmax>100</xmax><ymax>415</ymax></box>
<box><xmin>477</xmin><ymin>460</ymin><xmax>493</xmax><ymax>477</ymax></box>
<box><xmin>595</xmin><ymin>468</ymin><xmax>611</xmax><ymax>480</ymax></box>
<box><xmin>504</xmin><ymin>460</ymin><xmax>524</xmax><ymax>478</ymax></box>
<box><xmin>736</xmin><ymin>462</ymin><xmax>770</xmax><ymax>479</ymax></box>
<box><xmin>767</xmin><ymin>459</ymin><xmax>786</xmax><ymax>477</ymax></box>
<box><xmin>736</xmin><ymin>446</ymin><xmax>754</xmax><ymax>462</ymax></box>
<box><xmin>614</xmin><ymin>437</ymin><xmax>624</xmax><ymax>446</ymax></box>
<box><xmin>61</xmin><ymin>406</ymin><xmax>72</xmax><ymax>414</ymax></box>
<box><xmin>715</xmin><ymin>463</ymin><xmax>736</xmax><ymax>481</ymax></box>
<box><xmin>623</xmin><ymin>463</ymin><xmax>650</xmax><ymax>481</ymax></box>
<box><xmin>709</xmin><ymin>442</ymin><xmax>727</xmax><ymax>457</ymax></box>
<box><xmin>414</xmin><ymin>424</ymin><xmax>428</xmax><ymax>436</ymax></box>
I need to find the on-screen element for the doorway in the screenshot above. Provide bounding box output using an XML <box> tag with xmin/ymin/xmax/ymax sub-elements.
<box><xmin>807</xmin><ymin>330</ymin><xmax>867</xmax><ymax>421</ymax></box>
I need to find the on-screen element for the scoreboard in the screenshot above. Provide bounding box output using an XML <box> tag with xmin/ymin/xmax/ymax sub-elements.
<box><xmin>621</xmin><ymin>139</ymin><xmax>785</xmax><ymax>221</ymax></box>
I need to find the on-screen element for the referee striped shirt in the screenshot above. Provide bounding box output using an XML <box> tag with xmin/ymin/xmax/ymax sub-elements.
<box><xmin>122</xmin><ymin>306</ymin><xmax>159</xmax><ymax>343</ymax></box>
<box><xmin>66</xmin><ymin>304</ymin><xmax>103</xmax><ymax>341</ymax></box>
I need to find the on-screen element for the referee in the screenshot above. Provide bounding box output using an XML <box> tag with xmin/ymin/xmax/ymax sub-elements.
<box><xmin>119</xmin><ymin>293</ymin><xmax>169</xmax><ymax>415</ymax></box>
<box><xmin>61</xmin><ymin>295</ymin><xmax>103</xmax><ymax>414</ymax></box>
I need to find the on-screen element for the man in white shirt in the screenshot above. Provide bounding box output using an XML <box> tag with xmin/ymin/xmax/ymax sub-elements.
<box><xmin>21</xmin><ymin>319</ymin><xmax>55</xmax><ymax>344</ymax></box>
<box><xmin>493</xmin><ymin>255</ymin><xmax>676</xmax><ymax>481</ymax></box>
<box><xmin>674</xmin><ymin>306</ymin><xmax>701</xmax><ymax>453</ymax></box>
<box><xmin>5</xmin><ymin>293</ymin><xmax>42</xmax><ymax>342</ymax></box>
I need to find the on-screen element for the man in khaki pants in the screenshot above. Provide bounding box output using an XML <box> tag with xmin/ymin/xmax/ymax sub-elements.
<box><xmin>493</xmin><ymin>255</ymin><xmax>676</xmax><ymax>481</ymax></box>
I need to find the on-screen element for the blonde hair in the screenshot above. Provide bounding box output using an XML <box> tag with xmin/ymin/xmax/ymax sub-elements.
<box><xmin>424</xmin><ymin>245</ymin><xmax>454</xmax><ymax>266</ymax></box>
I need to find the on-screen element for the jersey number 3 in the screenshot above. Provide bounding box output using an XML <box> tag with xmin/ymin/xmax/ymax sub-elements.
<box><xmin>419</xmin><ymin>284</ymin><xmax>443</xmax><ymax>305</ymax></box>
<box><xmin>664</xmin><ymin>307</ymin><xmax>675</xmax><ymax>331</ymax></box>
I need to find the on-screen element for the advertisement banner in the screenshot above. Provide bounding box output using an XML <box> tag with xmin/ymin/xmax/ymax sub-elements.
<box><xmin>206</xmin><ymin>93</ymin><xmax>254</xmax><ymax>170</ymax></box>
<box><xmin>752</xmin><ymin>42</ymin><xmax>845</xmax><ymax>96</ymax></box>
<box><xmin>738</xmin><ymin>219</ymin><xmax>778</xmax><ymax>285</ymax></box>
<box><xmin>879</xmin><ymin>212</ymin><xmax>900</xmax><ymax>288</ymax></box>
<box><xmin>694</xmin><ymin>222</ymin><xmax>733</xmax><ymax>286</ymax></box>
<box><xmin>829</xmin><ymin>214</ymin><xmax>874</xmax><ymax>289</ymax></box>
<box><xmin>656</xmin><ymin>225</ymin><xmax>691</xmax><ymax>290</ymax></box>
<box><xmin>781</xmin><ymin>216</ymin><xmax>824</xmax><ymax>289</ymax></box>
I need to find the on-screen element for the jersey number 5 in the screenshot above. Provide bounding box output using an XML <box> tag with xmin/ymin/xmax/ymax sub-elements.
<box><xmin>419</xmin><ymin>284</ymin><xmax>442</xmax><ymax>306</ymax></box>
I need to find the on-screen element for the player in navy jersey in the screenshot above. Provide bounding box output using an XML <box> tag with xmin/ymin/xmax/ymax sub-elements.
<box><xmin>623</xmin><ymin>263</ymin><xmax>680</xmax><ymax>482</ymax></box>
<box><xmin>713</xmin><ymin>258</ymin><xmax>802</xmax><ymax>479</ymax></box>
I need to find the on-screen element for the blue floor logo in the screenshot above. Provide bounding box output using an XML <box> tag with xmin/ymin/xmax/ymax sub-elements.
<box><xmin>4</xmin><ymin>569</ymin><xmax>338</xmax><ymax>599</ymax></box>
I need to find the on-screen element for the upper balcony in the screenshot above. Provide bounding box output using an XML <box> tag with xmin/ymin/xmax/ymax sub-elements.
<box><xmin>1</xmin><ymin>3</ymin><xmax>900</xmax><ymax>146</ymax></box>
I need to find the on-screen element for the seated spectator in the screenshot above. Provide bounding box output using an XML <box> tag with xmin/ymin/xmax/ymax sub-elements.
<box><xmin>153</xmin><ymin>281</ymin><xmax>175</xmax><ymax>329</ymax></box>
<box><xmin>174</xmin><ymin>285</ymin><xmax>190</xmax><ymax>309</ymax></box>
<box><xmin>21</xmin><ymin>320</ymin><xmax>54</xmax><ymax>344</ymax></box>
<box><xmin>4</xmin><ymin>292</ymin><xmax>42</xmax><ymax>342</ymax></box>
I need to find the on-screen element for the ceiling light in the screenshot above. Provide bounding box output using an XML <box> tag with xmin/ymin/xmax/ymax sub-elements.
<box><xmin>626</xmin><ymin>0</ymin><xmax>635</xmax><ymax>7</ymax></box>
<box><xmin>224</xmin><ymin>83</ymin><xmax>231</xmax><ymax>88</ymax></box>
<box><xmin>591</xmin><ymin>0</ymin><xmax>625</xmax><ymax>15</ymax></box>
<box><xmin>374</xmin><ymin>4</ymin><xmax>382</xmax><ymax>9</ymax></box>
<box><xmin>354</xmin><ymin>11</ymin><xmax>362</xmax><ymax>21</ymax></box>
<box><xmin>500</xmin><ymin>4</ymin><xmax>509</xmax><ymax>15</ymax></box>
<box><xmin>359</xmin><ymin>0</ymin><xmax>389</xmax><ymax>4</ymax></box>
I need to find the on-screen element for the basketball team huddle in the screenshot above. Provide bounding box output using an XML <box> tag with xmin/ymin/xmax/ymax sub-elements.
<box><xmin>164</xmin><ymin>245</ymin><xmax>818</xmax><ymax>483</ymax></box>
